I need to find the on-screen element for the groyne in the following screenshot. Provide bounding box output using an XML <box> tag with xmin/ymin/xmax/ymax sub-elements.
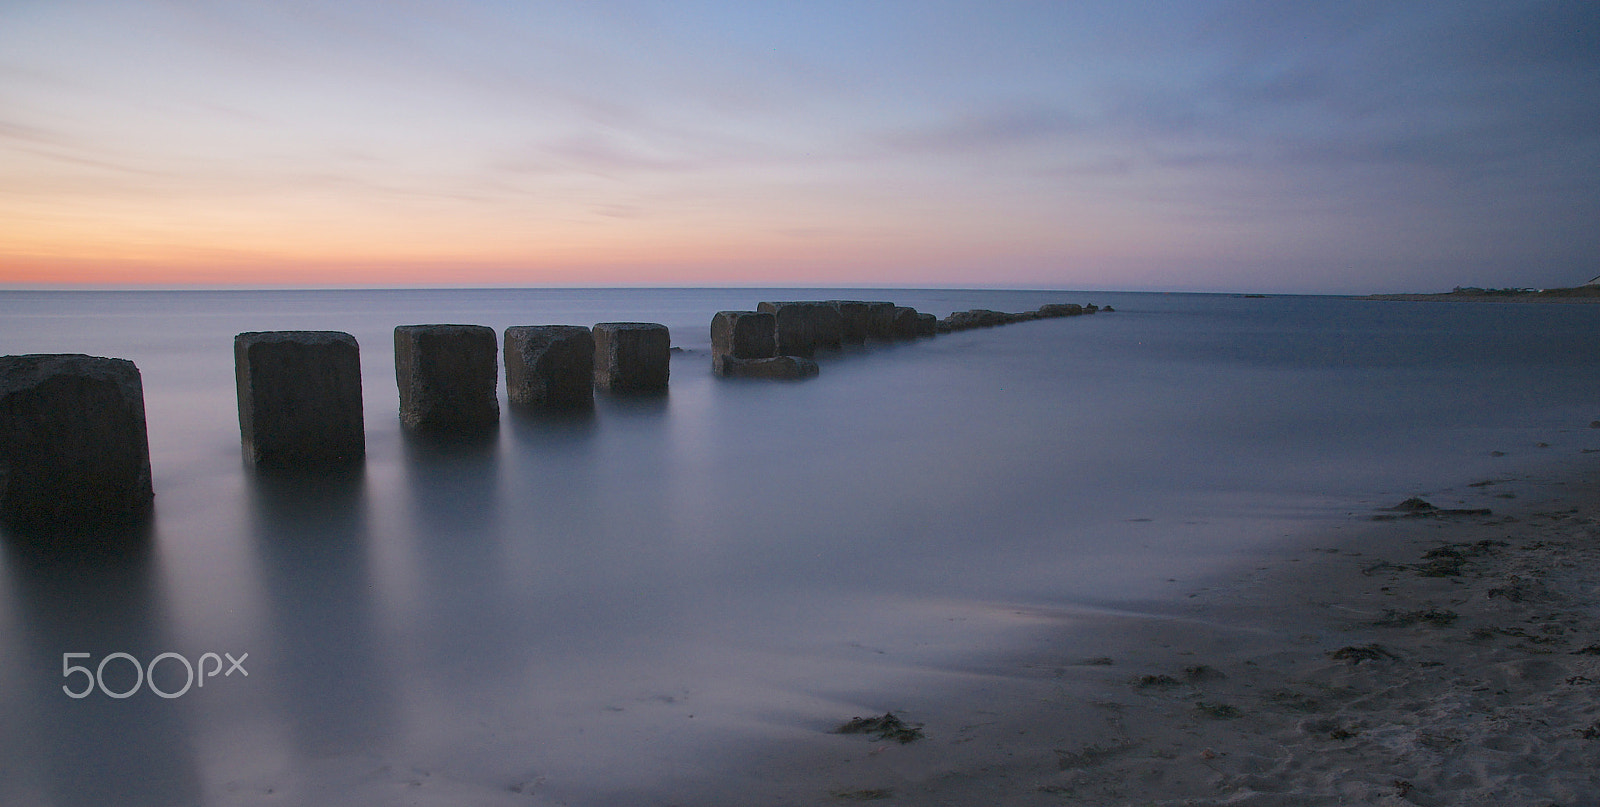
<box><xmin>1</xmin><ymin>298</ymin><xmax>1105</xmax><ymax>537</ymax></box>
<box><xmin>711</xmin><ymin>298</ymin><xmax>1105</xmax><ymax>379</ymax></box>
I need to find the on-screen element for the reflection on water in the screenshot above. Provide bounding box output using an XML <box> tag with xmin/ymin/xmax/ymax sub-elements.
<box><xmin>400</xmin><ymin>429</ymin><xmax>515</xmax><ymax>686</ymax></box>
<box><xmin>0</xmin><ymin>527</ymin><xmax>201</xmax><ymax>807</ymax></box>
<box><xmin>247</xmin><ymin>467</ymin><xmax>394</xmax><ymax>758</ymax></box>
<box><xmin>0</xmin><ymin>289</ymin><xmax>1597</xmax><ymax>804</ymax></box>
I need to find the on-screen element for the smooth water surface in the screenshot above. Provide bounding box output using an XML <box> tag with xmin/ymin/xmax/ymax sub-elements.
<box><xmin>1</xmin><ymin>289</ymin><xmax>1596</xmax><ymax>805</ymax></box>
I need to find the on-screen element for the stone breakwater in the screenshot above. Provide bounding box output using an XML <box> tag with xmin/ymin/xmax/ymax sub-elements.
<box><xmin>711</xmin><ymin>299</ymin><xmax>1106</xmax><ymax>379</ymax></box>
<box><xmin>1</xmin><ymin>301</ymin><xmax>1105</xmax><ymax>539</ymax></box>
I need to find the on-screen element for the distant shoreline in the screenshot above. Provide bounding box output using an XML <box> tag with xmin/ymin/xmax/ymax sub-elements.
<box><xmin>1356</xmin><ymin>284</ymin><xmax>1600</xmax><ymax>302</ymax></box>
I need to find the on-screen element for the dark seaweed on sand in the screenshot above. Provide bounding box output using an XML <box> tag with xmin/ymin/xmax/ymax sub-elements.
<box><xmin>1373</xmin><ymin>607</ymin><xmax>1459</xmax><ymax>627</ymax></box>
<box><xmin>1329</xmin><ymin>643</ymin><xmax>1398</xmax><ymax>663</ymax></box>
<box><xmin>835</xmin><ymin>712</ymin><xmax>924</xmax><ymax>744</ymax></box>
<box><xmin>832</xmin><ymin>788</ymin><xmax>894</xmax><ymax>800</ymax></box>
<box><xmin>1134</xmin><ymin>674</ymin><xmax>1182</xmax><ymax>688</ymax></box>
<box><xmin>1194</xmin><ymin>701</ymin><xmax>1243</xmax><ymax>719</ymax></box>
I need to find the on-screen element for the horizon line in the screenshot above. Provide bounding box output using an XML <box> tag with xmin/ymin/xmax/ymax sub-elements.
<box><xmin>0</xmin><ymin>282</ymin><xmax>1346</xmax><ymax>296</ymax></box>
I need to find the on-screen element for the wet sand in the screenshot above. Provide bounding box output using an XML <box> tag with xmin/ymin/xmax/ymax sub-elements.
<box><xmin>699</xmin><ymin>454</ymin><xmax>1600</xmax><ymax>806</ymax></box>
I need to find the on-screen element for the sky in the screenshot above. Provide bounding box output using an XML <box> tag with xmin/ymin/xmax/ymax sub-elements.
<box><xmin>1</xmin><ymin>1</ymin><xmax>1597</xmax><ymax>293</ymax></box>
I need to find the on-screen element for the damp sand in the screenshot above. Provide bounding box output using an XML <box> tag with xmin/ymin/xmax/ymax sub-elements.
<box><xmin>706</xmin><ymin>458</ymin><xmax>1600</xmax><ymax>806</ymax></box>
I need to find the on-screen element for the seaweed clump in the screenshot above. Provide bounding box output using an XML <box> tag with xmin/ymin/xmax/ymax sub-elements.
<box><xmin>835</xmin><ymin>712</ymin><xmax>924</xmax><ymax>744</ymax></box>
<box><xmin>1373</xmin><ymin>608</ymin><xmax>1459</xmax><ymax>627</ymax></box>
<box><xmin>1329</xmin><ymin>644</ymin><xmax>1398</xmax><ymax>663</ymax></box>
<box><xmin>1194</xmin><ymin>701</ymin><xmax>1243</xmax><ymax>719</ymax></box>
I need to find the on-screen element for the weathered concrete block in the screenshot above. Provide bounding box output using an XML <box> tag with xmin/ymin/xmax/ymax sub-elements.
<box><xmin>718</xmin><ymin>356</ymin><xmax>820</xmax><ymax>380</ymax></box>
<box><xmin>828</xmin><ymin>301</ymin><xmax>871</xmax><ymax>343</ymax></box>
<box><xmin>864</xmin><ymin>302</ymin><xmax>898</xmax><ymax>338</ymax></box>
<box><xmin>0</xmin><ymin>354</ymin><xmax>153</xmax><ymax>532</ymax></box>
<box><xmin>889</xmin><ymin>306</ymin><xmax>922</xmax><ymax>338</ymax></box>
<box><xmin>394</xmin><ymin>325</ymin><xmax>499</xmax><ymax>432</ymax></box>
<box><xmin>806</xmin><ymin>302</ymin><xmax>844</xmax><ymax>350</ymax></box>
<box><xmin>711</xmin><ymin>311</ymin><xmax>777</xmax><ymax>375</ymax></box>
<box><xmin>505</xmin><ymin>326</ymin><xmax>594</xmax><ymax>409</ymax></box>
<box><xmin>915</xmin><ymin>312</ymin><xmax>938</xmax><ymax>336</ymax></box>
<box><xmin>235</xmin><ymin>331</ymin><xmax>364</xmax><ymax>470</ymax></box>
<box><xmin>1036</xmin><ymin>303</ymin><xmax>1084</xmax><ymax>318</ymax></box>
<box><xmin>593</xmin><ymin>323</ymin><xmax>670</xmax><ymax>392</ymax></box>
<box><xmin>757</xmin><ymin>302</ymin><xmax>816</xmax><ymax>357</ymax></box>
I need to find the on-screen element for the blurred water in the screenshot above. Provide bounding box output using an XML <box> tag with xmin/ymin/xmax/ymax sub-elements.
<box><xmin>0</xmin><ymin>289</ymin><xmax>1596</xmax><ymax>805</ymax></box>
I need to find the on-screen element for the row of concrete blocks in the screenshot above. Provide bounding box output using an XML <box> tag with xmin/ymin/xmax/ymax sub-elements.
<box><xmin>249</xmin><ymin>322</ymin><xmax>670</xmax><ymax>466</ymax></box>
<box><xmin>709</xmin><ymin>301</ymin><xmax>937</xmax><ymax>379</ymax></box>
<box><xmin>710</xmin><ymin>300</ymin><xmax>1105</xmax><ymax>378</ymax></box>
<box><xmin>0</xmin><ymin>323</ymin><xmax>671</xmax><ymax>534</ymax></box>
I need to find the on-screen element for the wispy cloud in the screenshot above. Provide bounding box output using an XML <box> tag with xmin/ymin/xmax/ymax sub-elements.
<box><xmin>874</xmin><ymin>107</ymin><xmax>1080</xmax><ymax>157</ymax></box>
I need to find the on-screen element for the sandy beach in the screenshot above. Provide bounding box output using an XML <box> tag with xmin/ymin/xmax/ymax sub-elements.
<box><xmin>707</xmin><ymin>449</ymin><xmax>1600</xmax><ymax>806</ymax></box>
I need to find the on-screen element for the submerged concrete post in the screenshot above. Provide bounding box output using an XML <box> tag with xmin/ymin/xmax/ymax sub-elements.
<box><xmin>235</xmin><ymin>331</ymin><xmax>365</xmax><ymax>470</ymax></box>
<box><xmin>718</xmin><ymin>356</ymin><xmax>820</xmax><ymax>379</ymax></box>
<box><xmin>0</xmin><ymin>354</ymin><xmax>154</xmax><ymax>533</ymax></box>
<box><xmin>943</xmin><ymin>309</ymin><xmax>1008</xmax><ymax>330</ymax></box>
<box><xmin>711</xmin><ymin>311</ymin><xmax>777</xmax><ymax>375</ymax></box>
<box><xmin>394</xmin><ymin>325</ymin><xmax>499</xmax><ymax>433</ymax></box>
<box><xmin>505</xmin><ymin>326</ymin><xmax>594</xmax><ymax>409</ymax></box>
<box><xmin>828</xmin><ymin>301</ymin><xmax>871</xmax><ymax>343</ymax></box>
<box><xmin>593</xmin><ymin>323</ymin><xmax>670</xmax><ymax>392</ymax></box>
<box><xmin>1036</xmin><ymin>303</ymin><xmax>1084</xmax><ymax>318</ymax></box>
<box><xmin>757</xmin><ymin>302</ymin><xmax>815</xmax><ymax>358</ymax></box>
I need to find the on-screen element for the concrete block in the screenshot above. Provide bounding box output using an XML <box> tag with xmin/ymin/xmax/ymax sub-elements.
<box><xmin>711</xmin><ymin>311</ymin><xmax>777</xmax><ymax>375</ymax></box>
<box><xmin>0</xmin><ymin>354</ymin><xmax>153</xmax><ymax>532</ymax></box>
<box><xmin>889</xmin><ymin>306</ymin><xmax>922</xmax><ymax>338</ymax></box>
<box><xmin>915</xmin><ymin>312</ymin><xmax>938</xmax><ymax>336</ymax></box>
<box><xmin>756</xmin><ymin>302</ymin><xmax>815</xmax><ymax>357</ymax></box>
<box><xmin>864</xmin><ymin>302</ymin><xmax>898</xmax><ymax>338</ymax></box>
<box><xmin>505</xmin><ymin>326</ymin><xmax>594</xmax><ymax>409</ymax></box>
<box><xmin>807</xmin><ymin>302</ymin><xmax>843</xmax><ymax>350</ymax></box>
<box><xmin>593</xmin><ymin>323</ymin><xmax>670</xmax><ymax>392</ymax></box>
<box><xmin>235</xmin><ymin>331</ymin><xmax>364</xmax><ymax>470</ymax></box>
<box><xmin>828</xmin><ymin>301</ymin><xmax>871</xmax><ymax>343</ymax></box>
<box><xmin>394</xmin><ymin>325</ymin><xmax>499</xmax><ymax>432</ymax></box>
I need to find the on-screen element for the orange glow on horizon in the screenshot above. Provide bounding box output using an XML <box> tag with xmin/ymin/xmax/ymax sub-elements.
<box><xmin>0</xmin><ymin>193</ymin><xmax>1146</xmax><ymax>287</ymax></box>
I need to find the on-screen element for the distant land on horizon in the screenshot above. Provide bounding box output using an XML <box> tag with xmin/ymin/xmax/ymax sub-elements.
<box><xmin>1356</xmin><ymin>283</ymin><xmax>1600</xmax><ymax>303</ymax></box>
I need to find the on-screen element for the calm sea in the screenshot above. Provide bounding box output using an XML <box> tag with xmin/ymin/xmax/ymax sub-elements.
<box><xmin>1</xmin><ymin>288</ymin><xmax>1596</xmax><ymax>805</ymax></box>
